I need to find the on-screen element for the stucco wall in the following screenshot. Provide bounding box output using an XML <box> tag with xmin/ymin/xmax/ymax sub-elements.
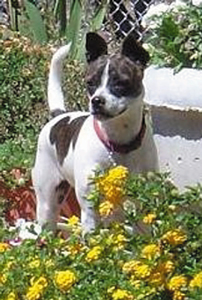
<box><xmin>144</xmin><ymin>66</ymin><xmax>202</xmax><ymax>189</ymax></box>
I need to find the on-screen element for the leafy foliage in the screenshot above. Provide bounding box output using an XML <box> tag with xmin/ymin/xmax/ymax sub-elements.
<box><xmin>0</xmin><ymin>26</ymin><xmax>87</xmax><ymax>173</ymax></box>
<box><xmin>144</xmin><ymin>3</ymin><xmax>202</xmax><ymax>71</ymax></box>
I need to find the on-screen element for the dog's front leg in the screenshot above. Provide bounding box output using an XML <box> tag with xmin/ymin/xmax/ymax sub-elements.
<box><xmin>74</xmin><ymin>173</ymin><xmax>100</xmax><ymax>233</ymax></box>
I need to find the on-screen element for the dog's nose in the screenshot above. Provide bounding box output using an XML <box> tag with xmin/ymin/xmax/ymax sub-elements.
<box><xmin>91</xmin><ymin>96</ymin><xmax>105</xmax><ymax>107</ymax></box>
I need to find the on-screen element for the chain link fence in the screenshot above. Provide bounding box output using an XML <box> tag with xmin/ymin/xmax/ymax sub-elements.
<box><xmin>108</xmin><ymin>0</ymin><xmax>155</xmax><ymax>40</ymax></box>
<box><xmin>0</xmin><ymin>0</ymin><xmax>157</xmax><ymax>41</ymax></box>
<box><xmin>91</xmin><ymin>0</ymin><xmax>157</xmax><ymax>42</ymax></box>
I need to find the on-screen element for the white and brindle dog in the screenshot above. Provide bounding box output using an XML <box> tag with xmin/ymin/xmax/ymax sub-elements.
<box><xmin>32</xmin><ymin>32</ymin><xmax>159</xmax><ymax>233</ymax></box>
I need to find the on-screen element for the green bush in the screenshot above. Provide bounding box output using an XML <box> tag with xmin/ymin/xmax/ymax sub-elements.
<box><xmin>144</xmin><ymin>3</ymin><xmax>202</xmax><ymax>71</ymax></box>
<box><xmin>0</xmin><ymin>26</ymin><xmax>87</xmax><ymax>173</ymax></box>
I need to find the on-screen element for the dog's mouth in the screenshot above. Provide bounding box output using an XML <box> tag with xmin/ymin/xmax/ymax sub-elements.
<box><xmin>91</xmin><ymin>106</ymin><xmax>127</xmax><ymax>120</ymax></box>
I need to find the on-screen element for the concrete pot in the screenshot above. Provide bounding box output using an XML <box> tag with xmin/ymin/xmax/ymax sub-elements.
<box><xmin>144</xmin><ymin>66</ymin><xmax>202</xmax><ymax>189</ymax></box>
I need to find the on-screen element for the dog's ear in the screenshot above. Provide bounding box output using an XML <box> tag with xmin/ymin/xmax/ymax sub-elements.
<box><xmin>121</xmin><ymin>33</ymin><xmax>150</xmax><ymax>67</ymax></box>
<box><xmin>86</xmin><ymin>32</ymin><xmax>108</xmax><ymax>63</ymax></box>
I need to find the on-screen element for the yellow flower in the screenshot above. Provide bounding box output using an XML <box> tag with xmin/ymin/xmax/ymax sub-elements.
<box><xmin>99</xmin><ymin>201</ymin><xmax>114</xmax><ymax>217</ymax></box>
<box><xmin>67</xmin><ymin>243</ymin><xmax>84</xmax><ymax>256</ymax></box>
<box><xmin>168</xmin><ymin>275</ymin><xmax>187</xmax><ymax>291</ymax></box>
<box><xmin>54</xmin><ymin>270</ymin><xmax>77</xmax><ymax>292</ymax></box>
<box><xmin>148</xmin><ymin>261</ymin><xmax>175</xmax><ymax>287</ymax></box>
<box><xmin>143</xmin><ymin>213</ymin><xmax>157</xmax><ymax>224</ymax></box>
<box><xmin>112</xmin><ymin>288</ymin><xmax>133</xmax><ymax>300</ymax></box>
<box><xmin>0</xmin><ymin>242</ymin><xmax>10</xmax><ymax>252</ymax></box>
<box><xmin>6</xmin><ymin>292</ymin><xmax>17</xmax><ymax>300</ymax></box>
<box><xmin>141</xmin><ymin>244</ymin><xmax>160</xmax><ymax>260</ymax></box>
<box><xmin>28</xmin><ymin>259</ymin><xmax>40</xmax><ymax>269</ymax></box>
<box><xmin>122</xmin><ymin>260</ymin><xmax>142</xmax><ymax>274</ymax></box>
<box><xmin>173</xmin><ymin>290</ymin><xmax>186</xmax><ymax>300</ymax></box>
<box><xmin>107</xmin><ymin>166</ymin><xmax>129</xmax><ymax>183</ymax></box>
<box><xmin>113</xmin><ymin>234</ymin><xmax>127</xmax><ymax>250</ymax></box>
<box><xmin>163</xmin><ymin>260</ymin><xmax>175</xmax><ymax>274</ymax></box>
<box><xmin>149</xmin><ymin>270</ymin><xmax>165</xmax><ymax>286</ymax></box>
<box><xmin>130</xmin><ymin>277</ymin><xmax>141</xmax><ymax>288</ymax></box>
<box><xmin>68</xmin><ymin>215</ymin><xmax>79</xmax><ymax>226</ymax></box>
<box><xmin>97</xmin><ymin>166</ymin><xmax>129</xmax><ymax>204</ymax></box>
<box><xmin>26</xmin><ymin>276</ymin><xmax>47</xmax><ymax>300</ymax></box>
<box><xmin>162</xmin><ymin>229</ymin><xmax>187</xmax><ymax>246</ymax></box>
<box><xmin>45</xmin><ymin>259</ymin><xmax>54</xmax><ymax>268</ymax></box>
<box><xmin>123</xmin><ymin>259</ymin><xmax>151</xmax><ymax>279</ymax></box>
<box><xmin>0</xmin><ymin>274</ymin><xmax>7</xmax><ymax>284</ymax></box>
<box><xmin>190</xmin><ymin>271</ymin><xmax>202</xmax><ymax>288</ymax></box>
<box><xmin>86</xmin><ymin>246</ymin><xmax>102</xmax><ymax>262</ymax></box>
<box><xmin>134</xmin><ymin>263</ymin><xmax>151</xmax><ymax>279</ymax></box>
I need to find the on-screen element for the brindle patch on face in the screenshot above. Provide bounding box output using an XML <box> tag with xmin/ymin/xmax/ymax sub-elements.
<box><xmin>107</xmin><ymin>54</ymin><xmax>144</xmax><ymax>98</ymax></box>
<box><xmin>50</xmin><ymin>115</ymin><xmax>88</xmax><ymax>165</ymax></box>
<box><xmin>86</xmin><ymin>54</ymin><xmax>144</xmax><ymax>99</ymax></box>
<box><xmin>86</xmin><ymin>56</ymin><xmax>108</xmax><ymax>96</ymax></box>
<box><xmin>55</xmin><ymin>180</ymin><xmax>70</xmax><ymax>204</ymax></box>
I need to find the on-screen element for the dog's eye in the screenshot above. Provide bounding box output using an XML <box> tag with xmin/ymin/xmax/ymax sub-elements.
<box><xmin>86</xmin><ymin>81</ymin><xmax>97</xmax><ymax>95</ymax></box>
<box><xmin>112</xmin><ymin>80</ymin><xmax>131</xmax><ymax>96</ymax></box>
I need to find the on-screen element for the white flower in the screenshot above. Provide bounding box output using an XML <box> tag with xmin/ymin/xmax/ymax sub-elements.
<box><xmin>15</xmin><ymin>219</ymin><xmax>42</xmax><ymax>240</ymax></box>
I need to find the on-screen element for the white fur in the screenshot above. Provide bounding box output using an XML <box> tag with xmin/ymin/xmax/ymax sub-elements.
<box><xmin>32</xmin><ymin>45</ymin><xmax>159</xmax><ymax>233</ymax></box>
<box><xmin>48</xmin><ymin>43</ymin><xmax>71</xmax><ymax>112</ymax></box>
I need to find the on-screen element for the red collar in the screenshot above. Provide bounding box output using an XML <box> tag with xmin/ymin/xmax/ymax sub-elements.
<box><xmin>93</xmin><ymin>114</ymin><xmax>146</xmax><ymax>154</ymax></box>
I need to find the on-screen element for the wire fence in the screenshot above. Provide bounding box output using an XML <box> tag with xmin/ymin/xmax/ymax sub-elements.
<box><xmin>0</xmin><ymin>0</ymin><xmax>156</xmax><ymax>41</ymax></box>
<box><xmin>108</xmin><ymin>0</ymin><xmax>155</xmax><ymax>40</ymax></box>
<box><xmin>90</xmin><ymin>0</ymin><xmax>156</xmax><ymax>43</ymax></box>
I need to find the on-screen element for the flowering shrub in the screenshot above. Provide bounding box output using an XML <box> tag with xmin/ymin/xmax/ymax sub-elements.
<box><xmin>1</xmin><ymin>167</ymin><xmax>202</xmax><ymax>299</ymax></box>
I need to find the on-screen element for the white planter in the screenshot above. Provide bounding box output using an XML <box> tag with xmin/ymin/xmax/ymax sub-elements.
<box><xmin>144</xmin><ymin>66</ymin><xmax>202</xmax><ymax>189</ymax></box>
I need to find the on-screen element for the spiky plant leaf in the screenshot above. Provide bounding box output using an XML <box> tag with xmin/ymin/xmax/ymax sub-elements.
<box><xmin>66</xmin><ymin>0</ymin><xmax>82</xmax><ymax>59</ymax></box>
<box><xmin>24</xmin><ymin>0</ymin><xmax>48</xmax><ymax>44</ymax></box>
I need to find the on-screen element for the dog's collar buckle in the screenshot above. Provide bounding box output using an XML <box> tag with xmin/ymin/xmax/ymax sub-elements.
<box><xmin>93</xmin><ymin>114</ymin><xmax>146</xmax><ymax>154</ymax></box>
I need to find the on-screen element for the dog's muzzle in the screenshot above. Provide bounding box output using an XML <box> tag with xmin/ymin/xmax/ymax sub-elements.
<box><xmin>90</xmin><ymin>96</ymin><xmax>107</xmax><ymax>117</ymax></box>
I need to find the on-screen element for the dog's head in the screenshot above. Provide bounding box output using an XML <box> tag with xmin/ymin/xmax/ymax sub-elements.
<box><xmin>85</xmin><ymin>32</ymin><xmax>149</xmax><ymax>120</ymax></box>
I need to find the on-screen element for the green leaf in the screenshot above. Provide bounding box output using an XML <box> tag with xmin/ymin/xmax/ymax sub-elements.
<box><xmin>90</xmin><ymin>0</ymin><xmax>109</xmax><ymax>31</ymax></box>
<box><xmin>54</xmin><ymin>0</ymin><xmax>66</xmax><ymax>36</ymax></box>
<box><xmin>66</xmin><ymin>0</ymin><xmax>82</xmax><ymax>60</ymax></box>
<box><xmin>24</xmin><ymin>0</ymin><xmax>48</xmax><ymax>44</ymax></box>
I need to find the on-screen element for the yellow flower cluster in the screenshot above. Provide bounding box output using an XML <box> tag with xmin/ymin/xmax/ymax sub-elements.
<box><xmin>28</xmin><ymin>259</ymin><xmax>40</xmax><ymax>269</ymax></box>
<box><xmin>167</xmin><ymin>275</ymin><xmax>187</xmax><ymax>300</ymax></box>
<box><xmin>67</xmin><ymin>243</ymin><xmax>84</xmax><ymax>257</ymax></box>
<box><xmin>0</xmin><ymin>242</ymin><xmax>10</xmax><ymax>252</ymax></box>
<box><xmin>173</xmin><ymin>290</ymin><xmax>186</xmax><ymax>300</ymax></box>
<box><xmin>149</xmin><ymin>261</ymin><xmax>175</xmax><ymax>286</ymax></box>
<box><xmin>168</xmin><ymin>275</ymin><xmax>187</xmax><ymax>291</ymax></box>
<box><xmin>6</xmin><ymin>292</ymin><xmax>17</xmax><ymax>300</ymax></box>
<box><xmin>111</xmin><ymin>288</ymin><xmax>133</xmax><ymax>300</ymax></box>
<box><xmin>141</xmin><ymin>244</ymin><xmax>161</xmax><ymax>260</ymax></box>
<box><xmin>123</xmin><ymin>256</ymin><xmax>175</xmax><ymax>288</ymax></box>
<box><xmin>190</xmin><ymin>271</ymin><xmax>202</xmax><ymax>288</ymax></box>
<box><xmin>68</xmin><ymin>215</ymin><xmax>79</xmax><ymax>226</ymax></box>
<box><xmin>143</xmin><ymin>213</ymin><xmax>157</xmax><ymax>224</ymax></box>
<box><xmin>97</xmin><ymin>166</ymin><xmax>129</xmax><ymax>217</ymax></box>
<box><xmin>99</xmin><ymin>201</ymin><xmax>114</xmax><ymax>217</ymax></box>
<box><xmin>67</xmin><ymin>215</ymin><xmax>81</xmax><ymax>235</ymax></box>
<box><xmin>26</xmin><ymin>276</ymin><xmax>48</xmax><ymax>300</ymax></box>
<box><xmin>123</xmin><ymin>260</ymin><xmax>151</xmax><ymax>279</ymax></box>
<box><xmin>86</xmin><ymin>246</ymin><xmax>102</xmax><ymax>262</ymax></box>
<box><xmin>107</xmin><ymin>233</ymin><xmax>127</xmax><ymax>250</ymax></box>
<box><xmin>54</xmin><ymin>270</ymin><xmax>77</xmax><ymax>292</ymax></box>
<box><xmin>0</xmin><ymin>273</ymin><xmax>7</xmax><ymax>285</ymax></box>
<box><xmin>162</xmin><ymin>229</ymin><xmax>187</xmax><ymax>246</ymax></box>
<box><xmin>5</xmin><ymin>292</ymin><xmax>17</xmax><ymax>300</ymax></box>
